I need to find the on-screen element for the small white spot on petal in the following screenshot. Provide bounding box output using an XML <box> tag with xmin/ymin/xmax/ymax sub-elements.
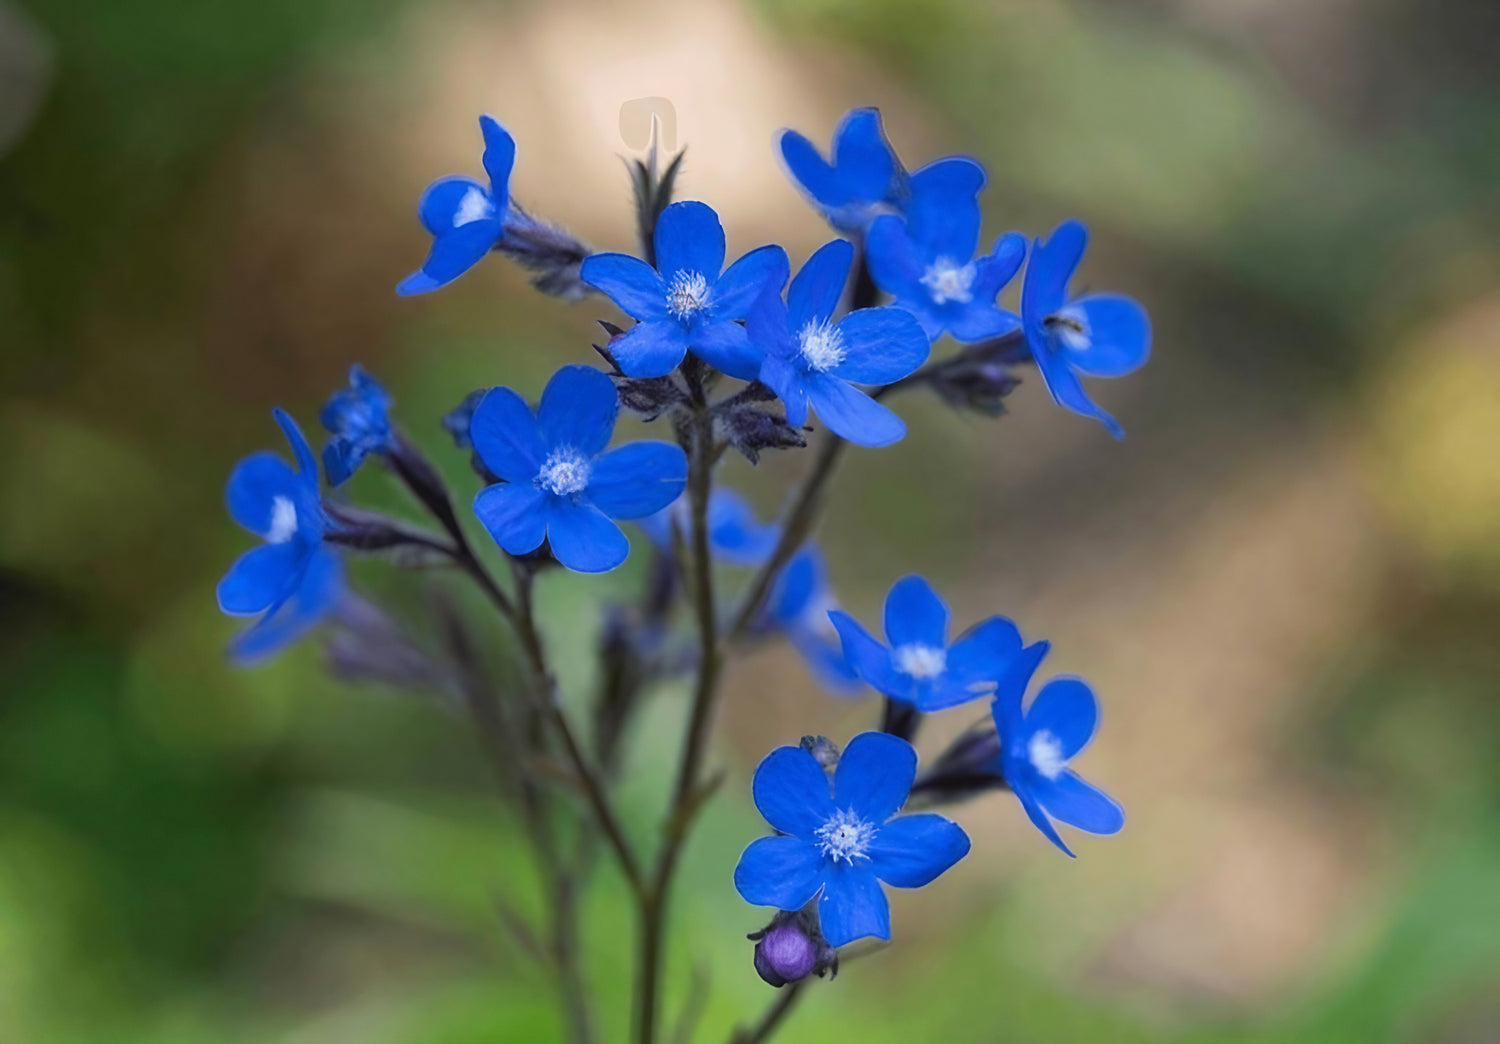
<box><xmin>893</xmin><ymin>643</ymin><xmax>947</xmax><ymax>680</ymax></box>
<box><xmin>666</xmin><ymin>270</ymin><xmax>711</xmax><ymax>319</ymax></box>
<box><xmin>1028</xmin><ymin>730</ymin><xmax>1067</xmax><ymax>780</ymax></box>
<box><xmin>797</xmin><ymin>320</ymin><xmax>847</xmax><ymax>372</ymax></box>
<box><xmin>266</xmin><ymin>496</ymin><xmax>298</xmax><ymax>544</ymax></box>
<box><xmin>920</xmin><ymin>258</ymin><xmax>976</xmax><ymax>305</ymax></box>
<box><xmin>815</xmin><ymin>808</ymin><xmax>877</xmax><ymax>864</ymax></box>
<box><xmin>453</xmin><ymin>187</ymin><xmax>494</xmax><ymax>228</ymax></box>
<box><xmin>536</xmin><ymin>447</ymin><xmax>592</xmax><ymax>497</ymax></box>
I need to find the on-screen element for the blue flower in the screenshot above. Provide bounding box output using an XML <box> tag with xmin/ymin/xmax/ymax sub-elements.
<box><xmin>1020</xmin><ymin>219</ymin><xmax>1151</xmax><ymax>438</ymax></box>
<box><xmin>747</xmin><ymin>239</ymin><xmax>929</xmax><ymax>448</ymax></box>
<box><xmin>320</xmin><ymin>365</ymin><xmax>395</xmax><ymax>485</ymax></box>
<box><xmin>398</xmin><ymin>115</ymin><xmax>515</xmax><ymax>296</ymax></box>
<box><xmin>828</xmin><ymin>575</ymin><xmax>1037</xmax><ymax>712</ymax></box>
<box><xmin>865</xmin><ymin>166</ymin><xmax>1026</xmax><ymax>342</ymax></box>
<box><xmin>217</xmin><ymin>408</ymin><xmax>344</xmax><ymax>663</ymax></box>
<box><xmin>469</xmin><ymin>365</ymin><xmax>688</xmax><ymax>573</ymax></box>
<box><xmin>778</xmin><ymin>108</ymin><xmax>902</xmax><ymax>231</ymax></box>
<box><xmin>637</xmin><ymin>488</ymin><xmax>780</xmax><ymax>567</ymax></box>
<box><xmin>991</xmin><ymin>657</ymin><xmax>1124</xmax><ymax>857</ymax></box>
<box><xmin>767</xmin><ymin>547</ymin><xmax>861</xmax><ymax>694</ymax></box>
<box><xmin>579</xmin><ymin>201</ymin><xmax>789</xmax><ymax>380</ymax></box>
<box><xmin>734</xmin><ymin>731</ymin><xmax>970</xmax><ymax>947</ymax></box>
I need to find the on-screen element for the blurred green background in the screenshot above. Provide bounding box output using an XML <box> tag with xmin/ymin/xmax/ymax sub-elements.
<box><xmin>3</xmin><ymin>0</ymin><xmax>1499</xmax><ymax>1040</ymax></box>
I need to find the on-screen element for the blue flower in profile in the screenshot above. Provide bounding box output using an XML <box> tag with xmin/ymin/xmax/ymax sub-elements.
<box><xmin>579</xmin><ymin>201</ymin><xmax>789</xmax><ymax>380</ymax></box>
<box><xmin>767</xmin><ymin>547</ymin><xmax>861</xmax><ymax>694</ymax></box>
<box><xmin>778</xmin><ymin>108</ymin><xmax>901</xmax><ymax>231</ymax></box>
<box><xmin>747</xmin><ymin>239</ymin><xmax>928</xmax><ymax>448</ymax></box>
<box><xmin>469</xmin><ymin>365</ymin><xmax>687</xmax><ymax>573</ymax></box>
<box><xmin>637</xmin><ymin>488</ymin><xmax>780</xmax><ymax>567</ymax></box>
<box><xmin>828</xmin><ymin>575</ymin><xmax>1037</xmax><ymax>712</ymax></box>
<box><xmin>865</xmin><ymin>162</ymin><xmax>1026</xmax><ymax>342</ymax></box>
<box><xmin>217</xmin><ymin>409</ymin><xmax>344</xmax><ymax>663</ymax></box>
<box><xmin>991</xmin><ymin>656</ymin><xmax>1124</xmax><ymax>856</ymax></box>
<box><xmin>734</xmin><ymin>731</ymin><xmax>970</xmax><ymax>947</ymax></box>
<box><xmin>1020</xmin><ymin>219</ymin><xmax>1151</xmax><ymax>438</ymax></box>
<box><xmin>320</xmin><ymin>365</ymin><xmax>395</xmax><ymax>485</ymax></box>
<box><xmin>398</xmin><ymin>115</ymin><xmax>515</xmax><ymax>296</ymax></box>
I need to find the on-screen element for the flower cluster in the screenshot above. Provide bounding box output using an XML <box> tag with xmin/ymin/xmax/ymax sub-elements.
<box><xmin>214</xmin><ymin>104</ymin><xmax>1146</xmax><ymax>1035</ymax></box>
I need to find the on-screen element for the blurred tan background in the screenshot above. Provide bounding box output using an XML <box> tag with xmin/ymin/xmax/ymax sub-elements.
<box><xmin>2</xmin><ymin>0</ymin><xmax>1498</xmax><ymax>1040</ymax></box>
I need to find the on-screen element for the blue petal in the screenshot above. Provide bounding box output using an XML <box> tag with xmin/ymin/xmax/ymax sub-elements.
<box><xmin>217</xmin><ymin>542</ymin><xmax>303</xmax><ymax>616</ymax></box>
<box><xmin>579</xmin><ymin>253</ymin><xmax>668</xmax><ymax>321</ymax></box>
<box><xmin>654</xmin><ymin>200</ymin><xmax>725</xmax><ymax>282</ymax></box>
<box><xmin>991</xmin><ymin>640</ymin><xmax>1051</xmax><ymax>743</ymax></box>
<box><xmin>474</xmin><ymin>482</ymin><xmax>548</xmax><ymax>556</ymax></box>
<box><xmin>833</xmin><ymin>731</ymin><xmax>916</xmax><ymax>823</ymax></box>
<box><xmin>971</xmin><ymin>232</ymin><xmax>1027</xmax><ymax>299</ymax></box>
<box><xmin>830</xmin><ymin>307</ymin><xmax>929</xmax><ymax>386</ymax></box>
<box><xmin>691</xmin><ymin>320</ymin><xmax>761</xmax><ymax>381</ymax></box>
<box><xmin>769</xmin><ymin>545</ymin><xmax>822</xmax><ymax>622</ymax></box>
<box><xmin>868</xmin><ymin>813</ymin><xmax>971</xmax><ymax>888</ymax></box>
<box><xmin>478</xmin><ymin>115</ymin><xmax>515</xmax><ymax>203</ymax></box>
<box><xmin>610</xmin><ymin>319</ymin><xmax>690</xmax><ymax>379</ymax></box>
<box><xmin>274</xmin><ymin>408</ymin><xmax>319</xmax><ymax>480</ymax></box>
<box><xmin>709</xmin><ymin>489</ymin><xmax>779</xmax><ymax>566</ymax></box>
<box><xmin>779</xmin><ymin>127</ymin><xmax>848</xmax><ymax>208</ymax></box>
<box><xmin>803</xmin><ymin>374</ymin><xmax>906</xmax><ymax>447</ymax></box>
<box><xmin>733</xmin><ymin>836</ymin><xmax>825</xmax><ymax>910</ymax></box>
<box><xmin>469</xmin><ymin>387</ymin><xmax>545</xmax><ymax>483</ymax></box>
<box><xmin>759</xmin><ymin>353</ymin><xmax>808</xmax><ymax>428</ymax></box>
<box><xmin>789</xmin><ymin>630</ymin><xmax>864</xmax><ymax>695</ymax></box>
<box><xmin>711</xmin><ymin>244</ymin><xmax>790</xmax><ymax>318</ymax></box>
<box><xmin>229</xmin><ymin>550</ymin><xmax>342</xmax><ymax>665</ymax></box>
<box><xmin>225</xmin><ymin>452</ymin><xmax>299</xmax><ymax>538</ymax></box>
<box><xmin>417</xmin><ymin>176</ymin><xmax>494</xmax><ymax>236</ymax></box>
<box><xmin>1033</xmin><ymin>771</ymin><xmax>1124</xmax><ymax>836</ymax></box>
<box><xmin>947</xmin><ymin>305</ymin><xmax>1021</xmax><ymax>344</ymax></box>
<box><xmin>321</xmin><ymin>438</ymin><xmax>365</xmax><ymax>487</ymax></box>
<box><xmin>1061</xmin><ymin>293</ymin><xmax>1152</xmax><ymax>378</ymax></box>
<box><xmin>832</xmin><ymin>108</ymin><xmax>897</xmax><ymax>203</ymax></box>
<box><xmin>828</xmin><ymin>610</ymin><xmax>907</xmax><ymax>700</ymax></box>
<box><xmin>904</xmin><ymin>156</ymin><xmax>985</xmax><ymax>262</ymax></box>
<box><xmin>1022</xmin><ymin>219</ymin><xmax>1088</xmax><ymax>322</ymax></box>
<box><xmin>938</xmin><ymin>615</ymin><xmax>1025</xmax><ymax>709</ymax></box>
<box><xmin>586</xmin><ymin>441</ymin><xmax>687</xmax><ymax>519</ymax></box>
<box><xmin>1028</xmin><ymin>336</ymin><xmax>1126</xmax><ymax>439</ymax></box>
<box><xmin>546</xmin><ymin>499</ymin><xmax>630</xmax><ymax>573</ymax></box>
<box><xmin>1014</xmin><ymin>783</ymin><xmax>1075</xmax><ymax>857</ymax></box>
<box><xmin>397</xmin><ymin>219</ymin><xmax>503</xmax><ymax>296</ymax></box>
<box><xmin>746</xmin><ymin>284</ymin><xmax>792</xmax><ymax>358</ymax></box>
<box><xmin>818</xmin><ymin>863</ymin><xmax>890</xmax><ymax>948</ymax></box>
<box><xmin>752</xmin><ymin>745</ymin><xmax>835</xmax><ymax>839</ymax></box>
<box><xmin>537</xmin><ymin>365</ymin><xmax>618</xmax><ymax>456</ymax></box>
<box><xmin>788</xmin><ymin>239</ymin><xmax>853</xmax><ymax>329</ymax></box>
<box><xmin>864</xmin><ymin>215</ymin><xmax>926</xmax><ymax>300</ymax></box>
<box><xmin>1024</xmin><ymin>677</ymin><xmax>1099</xmax><ymax>760</ymax></box>
<box><xmin>883</xmin><ymin>575</ymin><xmax>948</xmax><ymax>649</ymax></box>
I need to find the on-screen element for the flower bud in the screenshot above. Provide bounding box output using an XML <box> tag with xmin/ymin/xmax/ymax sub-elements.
<box><xmin>748</xmin><ymin>909</ymin><xmax>837</xmax><ymax>988</ymax></box>
<box><xmin>799</xmin><ymin>734</ymin><xmax>840</xmax><ymax>770</ymax></box>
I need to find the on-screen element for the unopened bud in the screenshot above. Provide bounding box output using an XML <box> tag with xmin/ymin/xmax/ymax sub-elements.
<box><xmin>748</xmin><ymin>908</ymin><xmax>837</xmax><ymax>988</ymax></box>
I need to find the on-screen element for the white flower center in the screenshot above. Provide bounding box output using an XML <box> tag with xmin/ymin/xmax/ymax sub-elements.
<box><xmin>1049</xmin><ymin>306</ymin><xmax>1091</xmax><ymax>353</ymax></box>
<box><xmin>920</xmin><ymin>258</ymin><xmax>976</xmax><ymax>305</ymax></box>
<box><xmin>266</xmin><ymin>495</ymin><xmax>298</xmax><ymax>544</ymax></box>
<box><xmin>666</xmin><ymin>271</ymin><xmax>711</xmax><ymax>319</ymax></box>
<box><xmin>893</xmin><ymin>643</ymin><xmax>947</xmax><ymax>680</ymax></box>
<box><xmin>797</xmin><ymin>320</ymin><xmax>846</xmax><ymax>372</ymax></box>
<box><xmin>1028</xmin><ymin>730</ymin><xmax>1067</xmax><ymax>780</ymax></box>
<box><xmin>536</xmin><ymin>448</ymin><xmax>592</xmax><ymax>497</ymax></box>
<box><xmin>815</xmin><ymin>808</ymin><xmax>876</xmax><ymax>864</ymax></box>
<box><xmin>453</xmin><ymin>186</ymin><xmax>494</xmax><ymax>228</ymax></box>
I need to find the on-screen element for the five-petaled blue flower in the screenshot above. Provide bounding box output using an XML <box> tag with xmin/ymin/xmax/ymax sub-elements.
<box><xmin>1021</xmin><ymin>219</ymin><xmax>1151</xmax><ymax>438</ymax></box>
<box><xmin>829</xmin><ymin>575</ymin><xmax>1037</xmax><ymax>712</ymax></box>
<box><xmin>991</xmin><ymin>652</ymin><xmax>1124</xmax><ymax>856</ymax></box>
<box><xmin>469</xmin><ymin>365</ymin><xmax>687</xmax><ymax>573</ymax></box>
<box><xmin>320</xmin><ymin>365</ymin><xmax>395</xmax><ymax>485</ymax></box>
<box><xmin>767</xmin><ymin>546</ymin><xmax>862</xmax><ymax>694</ymax></box>
<box><xmin>865</xmin><ymin>169</ymin><xmax>1026</xmax><ymax>343</ymax></box>
<box><xmin>579</xmin><ymin>201</ymin><xmax>789</xmax><ymax>380</ymax></box>
<box><xmin>735</xmin><ymin>731</ymin><xmax>970</xmax><ymax>947</ymax></box>
<box><xmin>637</xmin><ymin>488</ymin><xmax>780</xmax><ymax>567</ymax></box>
<box><xmin>398</xmin><ymin>115</ymin><xmax>515</xmax><ymax>296</ymax></box>
<box><xmin>217</xmin><ymin>409</ymin><xmax>344</xmax><ymax>663</ymax></box>
<box><xmin>747</xmin><ymin>239</ymin><xmax>928</xmax><ymax>448</ymax></box>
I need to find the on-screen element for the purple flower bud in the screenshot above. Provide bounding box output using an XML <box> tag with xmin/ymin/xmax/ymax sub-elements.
<box><xmin>753</xmin><ymin>923</ymin><xmax>818</xmax><ymax>988</ymax></box>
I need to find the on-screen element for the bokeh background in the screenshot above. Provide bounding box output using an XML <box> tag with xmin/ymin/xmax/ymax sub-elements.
<box><xmin>3</xmin><ymin>0</ymin><xmax>1499</xmax><ymax>1040</ymax></box>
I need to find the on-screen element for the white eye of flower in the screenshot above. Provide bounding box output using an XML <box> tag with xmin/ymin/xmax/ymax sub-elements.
<box><xmin>666</xmin><ymin>271</ymin><xmax>712</xmax><ymax>319</ymax></box>
<box><xmin>920</xmin><ymin>258</ymin><xmax>976</xmax><ymax>305</ymax></box>
<box><xmin>893</xmin><ymin>643</ymin><xmax>947</xmax><ymax>680</ymax></box>
<box><xmin>537</xmin><ymin>448</ymin><xmax>592</xmax><ymax>497</ymax></box>
<box><xmin>266</xmin><ymin>495</ymin><xmax>298</xmax><ymax>544</ymax></box>
<box><xmin>1027</xmin><ymin>730</ymin><xmax>1067</xmax><ymax>780</ymax></box>
<box><xmin>815</xmin><ymin>808</ymin><xmax>876</xmax><ymax>864</ymax></box>
<box><xmin>797</xmin><ymin>320</ymin><xmax>847</xmax><ymax>372</ymax></box>
<box><xmin>1048</xmin><ymin>306</ymin><xmax>1092</xmax><ymax>353</ymax></box>
<box><xmin>453</xmin><ymin>186</ymin><xmax>495</xmax><ymax>228</ymax></box>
